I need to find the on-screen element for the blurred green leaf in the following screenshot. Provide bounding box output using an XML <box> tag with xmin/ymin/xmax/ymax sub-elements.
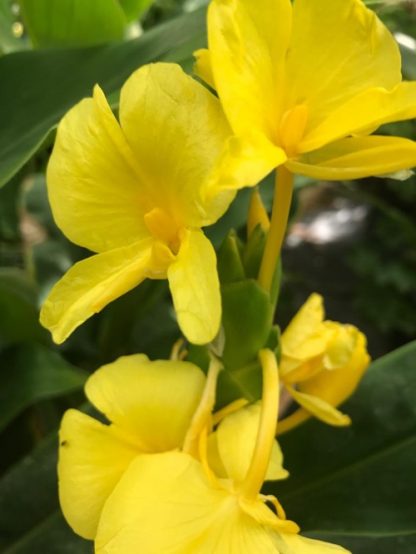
<box><xmin>0</xmin><ymin>432</ymin><xmax>91</xmax><ymax>553</ymax></box>
<box><xmin>119</xmin><ymin>0</ymin><xmax>153</xmax><ymax>22</ymax></box>
<box><xmin>268</xmin><ymin>341</ymin><xmax>416</xmax><ymax>544</ymax></box>
<box><xmin>0</xmin><ymin>6</ymin><xmax>206</xmax><ymax>188</ymax></box>
<box><xmin>19</xmin><ymin>0</ymin><xmax>127</xmax><ymax>48</ymax></box>
<box><xmin>0</xmin><ymin>343</ymin><xmax>87</xmax><ymax>431</ymax></box>
<box><xmin>0</xmin><ymin>268</ymin><xmax>46</xmax><ymax>349</ymax></box>
<box><xmin>0</xmin><ymin>0</ymin><xmax>23</xmax><ymax>54</ymax></box>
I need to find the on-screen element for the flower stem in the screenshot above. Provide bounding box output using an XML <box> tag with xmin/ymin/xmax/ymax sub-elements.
<box><xmin>258</xmin><ymin>166</ymin><xmax>294</xmax><ymax>294</ymax></box>
<box><xmin>240</xmin><ymin>349</ymin><xmax>279</xmax><ymax>501</ymax></box>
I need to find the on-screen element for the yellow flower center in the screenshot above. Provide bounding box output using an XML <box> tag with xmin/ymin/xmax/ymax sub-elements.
<box><xmin>144</xmin><ymin>207</ymin><xmax>181</xmax><ymax>254</ymax></box>
<box><xmin>279</xmin><ymin>104</ymin><xmax>309</xmax><ymax>157</ymax></box>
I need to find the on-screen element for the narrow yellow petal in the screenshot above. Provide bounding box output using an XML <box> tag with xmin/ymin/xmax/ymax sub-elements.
<box><xmin>85</xmin><ymin>355</ymin><xmax>206</xmax><ymax>452</ymax></box>
<box><xmin>281</xmin><ymin>532</ymin><xmax>350</xmax><ymax>553</ymax></box>
<box><xmin>47</xmin><ymin>86</ymin><xmax>149</xmax><ymax>253</ymax></box>
<box><xmin>40</xmin><ymin>240</ymin><xmax>154</xmax><ymax>344</ymax></box>
<box><xmin>288</xmin><ymin>135</ymin><xmax>416</xmax><ymax>181</ymax></box>
<box><xmin>58</xmin><ymin>410</ymin><xmax>139</xmax><ymax>540</ymax></box>
<box><xmin>208</xmin><ymin>0</ymin><xmax>292</xmax><ymax>141</ymax></box>
<box><xmin>119</xmin><ymin>62</ymin><xmax>234</xmax><ymax>227</ymax></box>
<box><xmin>287</xmin><ymin>385</ymin><xmax>351</xmax><ymax>427</ymax></box>
<box><xmin>286</xmin><ymin>0</ymin><xmax>401</xmax><ymax>130</ymax></box>
<box><xmin>301</xmin><ymin>82</ymin><xmax>416</xmax><ymax>152</ymax></box>
<box><xmin>168</xmin><ymin>229</ymin><xmax>221</xmax><ymax>345</ymax></box>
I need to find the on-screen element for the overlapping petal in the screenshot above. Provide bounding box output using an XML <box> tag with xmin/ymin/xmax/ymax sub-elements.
<box><xmin>47</xmin><ymin>86</ymin><xmax>149</xmax><ymax>253</ymax></box>
<box><xmin>286</xmin><ymin>0</ymin><xmax>401</xmax><ymax>130</ymax></box>
<box><xmin>58</xmin><ymin>410</ymin><xmax>139</xmax><ymax>540</ymax></box>
<box><xmin>288</xmin><ymin>136</ymin><xmax>416</xmax><ymax>181</ymax></box>
<box><xmin>208</xmin><ymin>0</ymin><xmax>292</xmax><ymax>141</ymax></box>
<box><xmin>119</xmin><ymin>62</ymin><xmax>235</xmax><ymax>226</ymax></box>
<box><xmin>95</xmin><ymin>451</ymin><xmax>349</xmax><ymax>553</ymax></box>
<box><xmin>85</xmin><ymin>355</ymin><xmax>206</xmax><ymax>452</ymax></box>
<box><xmin>301</xmin><ymin>82</ymin><xmax>416</xmax><ymax>152</ymax></box>
<box><xmin>168</xmin><ymin>229</ymin><xmax>221</xmax><ymax>345</ymax></box>
<box><xmin>207</xmin><ymin>403</ymin><xmax>288</xmax><ymax>483</ymax></box>
<box><xmin>39</xmin><ymin>240</ymin><xmax>154</xmax><ymax>344</ymax></box>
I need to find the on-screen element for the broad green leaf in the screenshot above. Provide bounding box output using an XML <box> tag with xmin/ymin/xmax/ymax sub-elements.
<box><xmin>0</xmin><ymin>7</ymin><xmax>206</xmax><ymax>188</ymax></box>
<box><xmin>0</xmin><ymin>343</ymin><xmax>87</xmax><ymax>431</ymax></box>
<box><xmin>268</xmin><ymin>341</ymin><xmax>416</xmax><ymax>543</ymax></box>
<box><xmin>0</xmin><ymin>269</ymin><xmax>46</xmax><ymax>349</ymax></box>
<box><xmin>119</xmin><ymin>0</ymin><xmax>153</xmax><ymax>22</ymax></box>
<box><xmin>19</xmin><ymin>0</ymin><xmax>127</xmax><ymax>48</ymax></box>
<box><xmin>0</xmin><ymin>432</ymin><xmax>91</xmax><ymax>553</ymax></box>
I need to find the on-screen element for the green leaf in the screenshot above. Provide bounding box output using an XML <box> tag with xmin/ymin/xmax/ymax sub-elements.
<box><xmin>119</xmin><ymin>0</ymin><xmax>153</xmax><ymax>22</ymax></box>
<box><xmin>19</xmin><ymin>0</ymin><xmax>127</xmax><ymax>48</ymax></box>
<box><xmin>0</xmin><ymin>6</ymin><xmax>206</xmax><ymax>188</ymax></box>
<box><xmin>0</xmin><ymin>269</ymin><xmax>46</xmax><ymax>349</ymax></box>
<box><xmin>217</xmin><ymin>231</ymin><xmax>245</xmax><ymax>285</ymax></box>
<box><xmin>0</xmin><ymin>432</ymin><xmax>92</xmax><ymax>552</ymax></box>
<box><xmin>267</xmin><ymin>341</ymin><xmax>416</xmax><ymax>544</ymax></box>
<box><xmin>0</xmin><ymin>343</ymin><xmax>87</xmax><ymax>431</ymax></box>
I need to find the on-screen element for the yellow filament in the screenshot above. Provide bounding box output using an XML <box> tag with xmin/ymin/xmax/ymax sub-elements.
<box><xmin>170</xmin><ymin>338</ymin><xmax>187</xmax><ymax>361</ymax></box>
<box><xmin>212</xmin><ymin>398</ymin><xmax>250</xmax><ymax>426</ymax></box>
<box><xmin>183</xmin><ymin>356</ymin><xmax>222</xmax><ymax>456</ymax></box>
<box><xmin>198</xmin><ymin>424</ymin><xmax>221</xmax><ymax>487</ymax></box>
<box><xmin>240</xmin><ymin>349</ymin><xmax>280</xmax><ymax>502</ymax></box>
<box><xmin>258</xmin><ymin>166</ymin><xmax>294</xmax><ymax>293</ymax></box>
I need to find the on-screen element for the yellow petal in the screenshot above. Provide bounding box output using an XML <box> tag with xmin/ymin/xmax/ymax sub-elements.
<box><xmin>47</xmin><ymin>85</ymin><xmax>149</xmax><ymax>253</ymax></box>
<box><xmin>287</xmin><ymin>385</ymin><xmax>351</xmax><ymax>427</ymax></box>
<box><xmin>301</xmin><ymin>82</ymin><xmax>416</xmax><ymax>152</ymax></box>
<box><xmin>119</xmin><ymin>62</ymin><xmax>234</xmax><ymax>227</ymax></box>
<box><xmin>96</xmin><ymin>451</ymin><xmax>346</xmax><ymax>553</ymax></box>
<box><xmin>280</xmin><ymin>294</ymin><xmax>335</xmax><ymax>380</ymax></box>
<box><xmin>40</xmin><ymin>240</ymin><xmax>154</xmax><ymax>344</ymax></box>
<box><xmin>301</xmin><ymin>327</ymin><xmax>370</xmax><ymax>408</ymax></box>
<box><xmin>85</xmin><ymin>355</ymin><xmax>206</xmax><ymax>452</ymax></box>
<box><xmin>58</xmin><ymin>409</ymin><xmax>139</xmax><ymax>540</ymax></box>
<box><xmin>208</xmin><ymin>0</ymin><xmax>292</xmax><ymax>141</ymax></box>
<box><xmin>288</xmin><ymin>135</ymin><xmax>416</xmax><ymax>181</ymax></box>
<box><xmin>207</xmin><ymin>403</ymin><xmax>288</xmax><ymax>484</ymax></box>
<box><xmin>194</xmin><ymin>48</ymin><xmax>215</xmax><ymax>89</ymax></box>
<box><xmin>286</xmin><ymin>0</ymin><xmax>401</xmax><ymax>131</ymax></box>
<box><xmin>207</xmin><ymin>132</ymin><xmax>286</xmax><ymax>193</ymax></box>
<box><xmin>168</xmin><ymin>229</ymin><xmax>221</xmax><ymax>345</ymax></box>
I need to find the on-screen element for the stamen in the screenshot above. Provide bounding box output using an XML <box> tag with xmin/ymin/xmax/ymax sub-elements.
<box><xmin>170</xmin><ymin>338</ymin><xmax>187</xmax><ymax>361</ymax></box>
<box><xmin>183</xmin><ymin>355</ymin><xmax>223</xmax><ymax>456</ymax></box>
<box><xmin>198</xmin><ymin>424</ymin><xmax>221</xmax><ymax>488</ymax></box>
<box><xmin>212</xmin><ymin>398</ymin><xmax>249</xmax><ymax>426</ymax></box>
<box><xmin>240</xmin><ymin>349</ymin><xmax>280</xmax><ymax>502</ymax></box>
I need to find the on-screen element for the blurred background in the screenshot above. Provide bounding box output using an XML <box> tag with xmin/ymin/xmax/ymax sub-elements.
<box><xmin>0</xmin><ymin>0</ymin><xmax>415</xmax><ymax>552</ymax></box>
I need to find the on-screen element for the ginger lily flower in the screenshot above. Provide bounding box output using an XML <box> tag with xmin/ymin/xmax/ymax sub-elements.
<box><xmin>93</xmin><ymin>350</ymin><xmax>350</xmax><ymax>553</ymax></box>
<box><xmin>58</xmin><ymin>354</ymin><xmax>206</xmax><ymax>539</ymax></box>
<box><xmin>196</xmin><ymin>0</ymin><xmax>416</xmax><ymax>185</ymax></box>
<box><xmin>278</xmin><ymin>294</ymin><xmax>370</xmax><ymax>434</ymax></box>
<box><xmin>40</xmin><ymin>62</ymin><xmax>236</xmax><ymax>345</ymax></box>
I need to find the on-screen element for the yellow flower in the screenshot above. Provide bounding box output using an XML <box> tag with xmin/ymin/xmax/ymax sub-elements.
<box><xmin>58</xmin><ymin>354</ymin><xmax>207</xmax><ymax>539</ymax></box>
<box><xmin>278</xmin><ymin>294</ymin><xmax>370</xmax><ymax>434</ymax></box>
<box><xmin>40</xmin><ymin>62</ymin><xmax>236</xmax><ymax>345</ymax></box>
<box><xmin>69</xmin><ymin>350</ymin><xmax>350</xmax><ymax>553</ymax></box>
<box><xmin>196</xmin><ymin>0</ymin><xmax>416</xmax><ymax>186</ymax></box>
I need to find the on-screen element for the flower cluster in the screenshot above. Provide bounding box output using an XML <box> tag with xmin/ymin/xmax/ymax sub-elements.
<box><xmin>40</xmin><ymin>0</ymin><xmax>416</xmax><ymax>551</ymax></box>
